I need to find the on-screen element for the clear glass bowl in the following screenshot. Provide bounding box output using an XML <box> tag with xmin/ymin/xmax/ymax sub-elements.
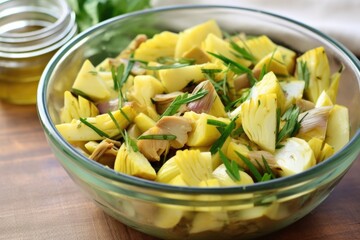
<box><xmin>37</xmin><ymin>5</ymin><xmax>360</xmax><ymax>240</ymax></box>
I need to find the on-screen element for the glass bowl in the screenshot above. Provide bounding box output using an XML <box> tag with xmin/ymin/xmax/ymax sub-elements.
<box><xmin>37</xmin><ymin>5</ymin><xmax>360</xmax><ymax>240</ymax></box>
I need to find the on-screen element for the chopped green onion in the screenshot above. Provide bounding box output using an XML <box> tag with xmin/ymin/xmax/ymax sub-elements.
<box><xmin>276</xmin><ymin>105</ymin><xmax>301</xmax><ymax>146</ymax></box>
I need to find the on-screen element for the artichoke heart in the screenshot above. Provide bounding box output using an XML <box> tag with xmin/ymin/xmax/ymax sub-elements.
<box><xmin>60</xmin><ymin>91</ymin><xmax>99</xmax><ymax>123</ymax></box>
<box><xmin>156</xmin><ymin>156</ymin><xmax>180</xmax><ymax>184</ymax></box>
<box><xmin>114</xmin><ymin>144</ymin><xmax>156</xmax><ymax>180</ymax></box>
<box><xmin>158</xmin><ymin>62</ymin><xmax>219</xmax><ymax>93</ymax></box>
<box><xmin>275</xmin><ymin>137</ymin><xmax>316</xmax><ymax>176</ymax></box>
<box><xmin>174</xmin><ymin>149</ymin><xmax>213</xmax><ymax>186</ymax></box>
<box><xmin>175</xmin><ymin>19</ymin><xmax>222</xmax><ymax>58</ymax></box>
<box><xmin>212</xmin><ymin>164</ymin><xmax>254</xmax><ymax>186</ymax></box>
<box><xmin>127</xmin><ymin>75</ymin><xmax>165</xmax><ymax>120</ymax></box>
<box><xmin>134</xmin><ymin>31</ymin><xmax>179</xmax><ymax>62</ymax></box>
<box><xmin>238</xmin><ymin>35</ymin><xmax>277</xmax><ymax>62</ymax></box>
<box><xmin>295</xmin><ymin>46</ymin><xmax>331</xmax><ymax>103</ymax></box>
<box><xmin>72</xmin><ymin>60</ymin><xmax>111</xmax><ymax>102</ymax></box>
<box><xmin>325</xmin><ymin>105</ymin><xmax>349</xmax><ymax>152</ymax></box>
<box><xmin>56</xmin><ymin>105</ymin><xmax>136</xmax><ymax>141</ymax></box>
<box><xmin>241</xmin><ymin>93</ymin><xmax>277</xmax><ymax>153</ymax></box>
<box><xmin>251</xmin><ymin>71</ymin><xmax>286</xmax><ymax>113</ymax></box>
<box><xmin>183</xmin><ymin>111</ymin><xmax>230</xmax><ymax>147</ymax></box>
<box><xmin>253</xmin><ymin>49</ymin><xmax>289</xmax><ymax>76</ymax></box>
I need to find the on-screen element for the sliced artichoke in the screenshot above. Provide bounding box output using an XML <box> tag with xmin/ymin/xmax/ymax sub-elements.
<box><xmin>187</xmin><ymin>80</ymin><xmax>227</xmax><ymax>117</ymax></box>
<box><xmin>212</xmin><ymin>164</ymin><xmax>254</xmax><ymax>186</ymax></box>
<box><xmin>158</xmin><ymin>62</ymin><xmax>219</xmax><ymax>93</ymax></box>
<box><xmin>181</xmin><ymin>46</ymin><xmax>210</xmax><ymax>64</ymax></box>
<box><xmin>156</xmin><ymin>156</ymin><xmax>180</xmax><ymax>184</ymax></box>
<box><xmin>60</xmin><ymin>91</ymin><xmax>99</xmax><ymax>123</ymax></box>
<box><xmin>253</xmin><ymin>49</ymin><xmax>289</xmax><ymax>76</ymax></box>
<box><xmin>237</xmin><ymin>35</ymin><xmax>277</xmax><ymax>62</ymax></box>
<box><xmin>72</xmin><ymin>60</ymin><xmax>111</xmax><ymax>102</ymax></box>
<box><xmin>297</xmin><ymin>106</ymin><xmax>332</xmax><ymax>141</ymax></box>
<box><xmin>134</xmin><ymin>112</ymin><xmax>156</xmax><ymax>133</ymax></box>
<box><xmin>315</xmin><ymin>90</ymin><xmax>333</xmax><ymax>107</ymax></box>
<box><xmin>295</xmin><ymin>46</ymin><xmax>331</xmax><ymax>103</ymax></box>
<box><xmin>190</xmin><ymin>211</ymin><xmax>228</xmax><ymax>234</ymax></box>
<box><xmin>114</xmin><ymin>143</ymin><xmax>156</xmax><ymax>180</ymax></box>
<box><xmin>134</xmin><ymin>31</ymin><xmax>179</xmax><ymax>62</ymax></box>
<box><xmin>174</xmin><ymin>149</ymin><xmax>213</xmax><ymax>186</ymax></box>
<box><xmin>56</xmin><ymin>105</ymin><xmax>136</xmax><ymax>141</ymax></box>
<box><xmin>325</xmin><ymin>104</ymin><xmax>349</xmax><ymax>152</ymax></box>
<box><xmin>274</xmin><ymin>137</ymin><xmax>316</xmax><ymax>176</ymax></box>
<box><xmin>240</xmin><ymin>93</ymin><xmax>277</xmax><ymax>153</ymax></box>
<box><xmin>175</xmin><ymin>19</ymin><xmax>222</xmax><ymax>58</ymax></box>
<box><xmin>280</xmin><ymin>80</ymin><xmax>305</xmax><ymax>110</ymax></box>
<box><xmin>183</xmin><ymin>111</ymin><xmax>230</xmax><ymax>147</ymax></box>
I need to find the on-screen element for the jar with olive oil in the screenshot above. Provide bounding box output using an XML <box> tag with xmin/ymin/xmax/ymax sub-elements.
<box><xmin>0</xmin><ymin>0</ymin><xmax>77</xmax><ymax>104</ymax></box>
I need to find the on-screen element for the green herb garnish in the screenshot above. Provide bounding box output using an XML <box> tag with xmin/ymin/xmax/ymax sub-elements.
<box><xmin>219</xmin><ymin>149</ymin><xmax>241</xmax><ymax>182</ymax></box>
<box><xmin>235</xmin><ymin>151</ymin><xmax>263</xmax><ymax>182</ymax></box>
<box><xmin>138</xmin><ymin>134</ymin><xmax>177</xmax><ymax>140</ymax></box>
<box><xmin>297</xmin><ymin>60</ymin><xmax>310</xmax><ymax>88</ymax></box>
<box><xmin>157</xmin><ymin>56</ymin><xmax>195</xmax><ymax>65</ymax></box>
<box><xmin>79</xmin><ymin>117</ymin><xmax>109</xmax><ymax>138</ymax></box>
<box><xmin>276</xmin><ymin>105</ymin><xmax>301</xmax><ymax>146</ymax></box>
<box><xmin>210</xmin><ymin>117</ymin><xmax>236</xmax><ymax>155</ymax></box>
<box><xmin>224</xmin><ymin>32</ymin><xmax>256</xmax><ymax>64</ymax></box>
<box><xmin>161</xmin><ymin>89</ymin><xmax>208</xmax><ymax>117</ymax></box>
<box><xmin>142</xmin><ymin>63</ymin><xmax>191</xmax><ymax>70</ymax></box>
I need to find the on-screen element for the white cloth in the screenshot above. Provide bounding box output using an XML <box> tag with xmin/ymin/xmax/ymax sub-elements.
<box><xmin>152</xmin><ymin>0</ymin><xmax>360</xmax><ymax>56</ymax></box>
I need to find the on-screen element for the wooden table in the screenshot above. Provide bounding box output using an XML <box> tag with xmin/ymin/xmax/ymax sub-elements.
<box><xmin>0</xmin><ymin>101</ymin><xmax>359</xmax><ymax>240</ymax></box>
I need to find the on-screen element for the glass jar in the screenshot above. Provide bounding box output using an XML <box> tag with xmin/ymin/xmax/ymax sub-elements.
<box><xmin>0</xmin><ymin>0</ymin><xmax>77</xmax><ymax>104</ymax></box>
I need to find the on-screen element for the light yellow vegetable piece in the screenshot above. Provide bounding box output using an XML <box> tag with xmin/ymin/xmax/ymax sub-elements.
<box><xmin>212</xmin><ymin>164</ymin><xmax>254</xmax><ymax>186</ymax></box>
<box><xmin>325</xmin><ymin>105</ymin><xmax>349</xmax><ymax>152</ymax></box>
<box><xmin>56</xmin><ymin>105</ymin><xmax>136</xmax><ymax>141</ymax></box>
<box><xmin>274</xmin><ymin>137</ymin><xmax>316</xmax><ymax>177</ymax></box>
<box><xmin>326</xmin><ymin>66</ymin><xmax>343</xmax><ymax>103</ymax></box>
<box><xmin>296</xmin><ymin>46</ymin><xmax>331</xmax><ymax>103</ymax></box>
<box><xmin>156</xmin><ymin>156</ymin><xmax>180</xmax><ymax>184</ymax></box>
<box><xmin>254</xmin><ymin>49</ymin><xmax>289</xmax><ymax>76</ymax></box>
<box><xmin>277</xmin><ymin>45</ymin><xmax>297</xmax><ymax>74</ymax></box>
<box><xmin>174</xmin><ymin>149</ymin><xmax>213</xmax><ymax>186</ymax></box>
<box><xmin>315</xmin><ymin>90</ymin><xmax>333</xmax><ymax>107</ymax></box>
<box><xmin>265</xmin><ymin>202</ymin><xmax>292</xmax><ymax>220</ymax></box>
<box><xmin>127</xmin><ymin>75</ymin><xmax>164</xmax><ymax>120</ymax></box>
<box><xmin>226</xmin><ymin>141</ymin><xmax>250</xmax><ymax>169</ymax></box>
<box><xmin>241</xmin><ymin>93</ymin><xmax>277</xmax><ymax>153</ymax></box>
<box><xmin>297</xmin><ymin>106</ymin><xmax>332</xmax><ymax>141</ymax></box>
<box><xmin>175</xmin><ymin>19</ymin><xmax>222</xmax><ymax>58</ymax></box>
<box><xmin>308</xmin><ymin>137</ymin><xmax>334</xmax><ymax>163</ymax></box>
<box><xmin>280</xmin><ymin>80</ymin><xmax>305</xmax><ymax>109</ymax></box>
<box><xmin>134</xmin><ymin>31</ymin><xmax>179</xmax><ymax>62</ymax></box>
<box><xmin>202</xmin><ymin>33</ymin><xmax>251</xmax><ymax>67</ymax></box>
<box><xmin>183</xmin><ymin>111</ymin><xmax>230</xmax><ymax>147</ymax></box>
<box><xmin>158</xmin><ymin>62</ymin><xmax>219</xmax><ymax>93</ymax></box>
<box><xmin>153</xmin><ymin>204</ymin><xmax>184</xmax><ymax>229</ymax></box>
<box><xmin>114</xmin><ymin>144</ymin><xmax>156</xmax><ymax>180</ymax></box>
<box><xmin>181</xmin><ymin>46</ymin><xmax>210</xmax><ymax>64</ymax></box>
<box><xmin>190</xmin><ymin>211</ymin><xmax>228</xmax><ymax>234</ymax></box>
<box><xmin>60</xmin><ymin>91</ymin><xmax>99</xmax><ymax>123</ymax></box>
<box><xmin>134</xmin><ymin>112</ymin><xmax>156</xmax><ymax>133</ymax></box>
<box><xmin>72</xmin><ymin>60</ymin><xmax>110</xmax><ymax>101</ymax></box>
<box><xmin>237</xmin><ymin>35</ymin><xmax>277</xmax><ymax>62</ymax></box>
<box><xmin>251</xmin><ymin>71</ymin><xmax>286</xmax><ymax>113</ymax></box>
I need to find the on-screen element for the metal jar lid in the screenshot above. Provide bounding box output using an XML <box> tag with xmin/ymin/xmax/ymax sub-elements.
<box><xmin>0</xmin><ymin>0</ymin><xmax>77</xmax><ymax>59</ymax></box>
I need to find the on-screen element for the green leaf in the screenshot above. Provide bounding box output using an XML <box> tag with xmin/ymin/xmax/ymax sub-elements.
<box><xmin>79</xmin><ymin>117</ymin><xmax>109</xmax><ymax>138</ymax></box>
<box><xmin>161</xmin><ymin>89</ymin><xmax>208</xmax><ymax>117</ymax></box>
<box><xmin>235</xmin><ymin>151</ymin><xmax>262</xmax><ymax>182</ymax></box>
<box><xmin>276</xmin><ymin>105</ymin><xmax>301</xmax><ymax>146</ymax></box>
<box><xmin>138</xmin><ymin>134</ymin><xmax>177</xmax><ymax>140</ymax></box>
<box><xmin>297</xmin><ymin>60</ymin><xmax>310</xmax><ymax>88</ymax></box>
<box><xmin>219</xmin><ymin>149</ymin><xmax>241</xmax><ymax>182</ymax></box>
<box><xmin>210</xmin><ymin>118</ymin><xmax>236</xmax><ymax>155</ymax></box>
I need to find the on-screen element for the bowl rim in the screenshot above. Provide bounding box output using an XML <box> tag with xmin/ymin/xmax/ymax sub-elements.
<box><xmin>37</xmin><ymin>4</ymin><xmax>360</xmax><ymax>194</ymax></box>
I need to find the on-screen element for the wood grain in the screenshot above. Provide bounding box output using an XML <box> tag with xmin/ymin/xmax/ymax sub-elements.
<box><xmin>0</xmin><ymin>101</ymin><xmax>359</xmax><ymax>240</ymax></box>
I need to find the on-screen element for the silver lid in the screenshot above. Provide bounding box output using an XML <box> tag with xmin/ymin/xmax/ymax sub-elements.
<box><xmin>0</xmin><ymin>0</ymin><xmax>77</xmax><ymax>58</ymax></box>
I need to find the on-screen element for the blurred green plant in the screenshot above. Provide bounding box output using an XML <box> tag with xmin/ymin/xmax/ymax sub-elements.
<box><xmin>67</xmin><ymin>0</ymin><xmax>151</xmax><ymax>32</ymax></box>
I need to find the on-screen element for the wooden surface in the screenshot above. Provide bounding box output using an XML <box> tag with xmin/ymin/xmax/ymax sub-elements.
<box><xmin>0</xmin><ymin>101</ymin><xmax>359</xmax><ymax>240</ymax></box>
